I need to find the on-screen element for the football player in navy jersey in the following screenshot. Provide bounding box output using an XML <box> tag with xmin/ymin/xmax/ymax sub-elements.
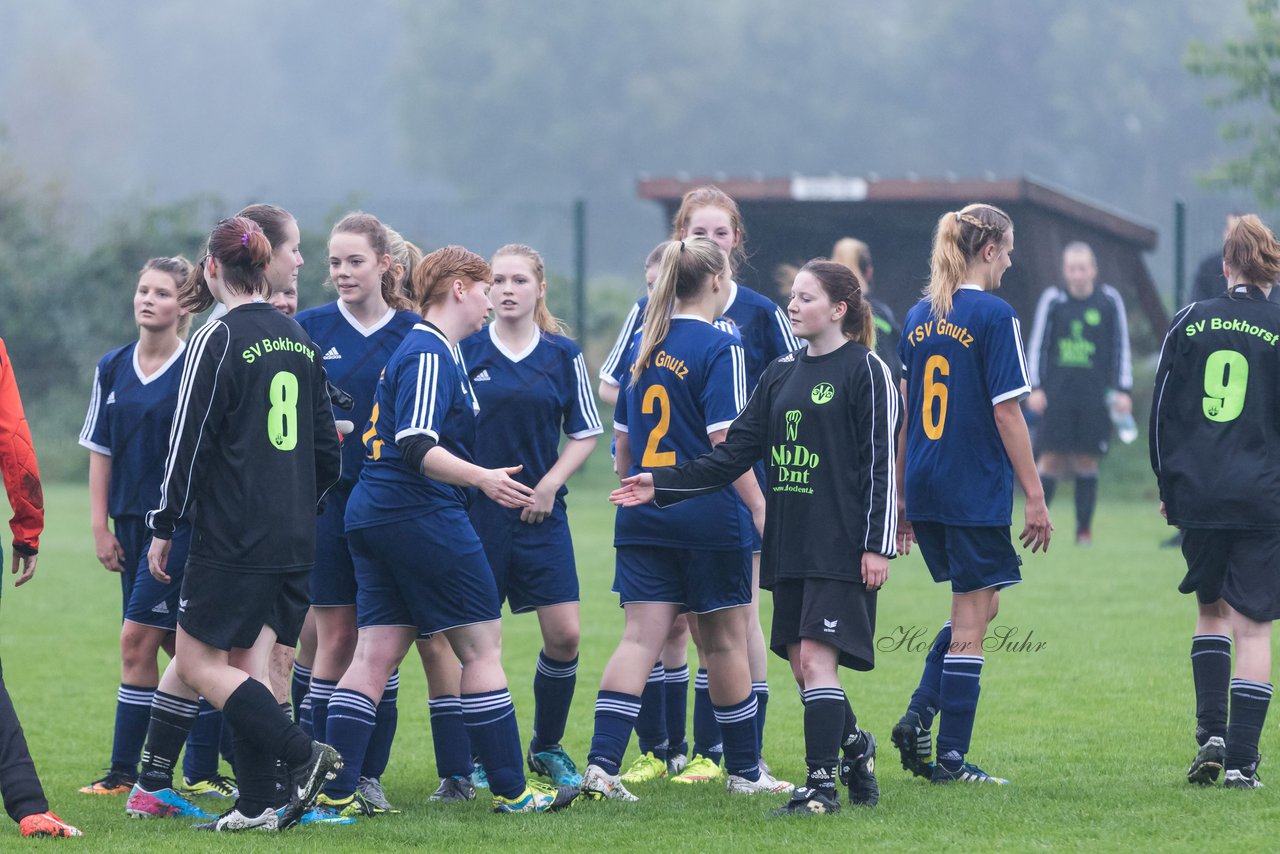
<box><xmin>599</xmin><ymin>188</ymin><xmax>797</xmax><ymax>784</ymax></box>
<box><xmin>460</xmin><ymin>244</ymin><xmax>602</xmax><ymax>788</ymax></box>
<box><xmin>891</xmin><ymin>204</ymin><xmax>1052</xmax><ymax>786</ymax></box>
<box><xmin>295</xmin><ymin>213</ymin><xmax>420</xmax><ymax>815</ymax></box>
<box><xmin>78</xmin><ymin>257</ymin><xmax>217</xmax><ymax>798</ymax></box>
<box><xmin>1152</xmin><ymin>215</ymin><xmax>1280</xmax><ymax>790</ymax></box>
<box><xmin>320</xmin><ymin>246</ymin><xmax>578</xmax><ymax>816</ymax></box>
<box><xmin>579</xmin><ymin>238</ymin><xmax>790</xmax><ymax>802</ymax></box>
<box><xmin>611</xmin><ymin>259</ymin><xmax>900</xmax><ymax>815</ymax></box>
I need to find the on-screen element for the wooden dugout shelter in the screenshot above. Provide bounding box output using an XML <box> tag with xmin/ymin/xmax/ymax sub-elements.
<box><xmin>637</xmin><ymin>175</ymin><xmax>1166</xmax><ymax>348</ymax></box>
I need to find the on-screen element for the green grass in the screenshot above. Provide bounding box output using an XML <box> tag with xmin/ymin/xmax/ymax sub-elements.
<box><xmin>8</xmin><ymin>452</ymin><xmax>1279</xmax><ymax>851</ymax></box>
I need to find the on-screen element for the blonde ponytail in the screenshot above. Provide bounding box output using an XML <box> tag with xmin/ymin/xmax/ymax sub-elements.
<box><xmin>925</xmin><ymin>203</ymin><xmax>1012</xmax><ymax>319</ymax></box>
<box><xmin>630</xmin><ymin>238</ymin><xmax>725</xmax><ymax>385</ymax></box>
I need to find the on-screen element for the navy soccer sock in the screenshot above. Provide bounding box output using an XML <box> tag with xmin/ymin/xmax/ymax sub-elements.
<box><xmin>907</xmin><ymin>622</ymin><xmax>952</xmax><ymax>728</ymax></box>
<box><xmin>801</xmin><ymin>687</ymin><xmax>845</xmax><ymax>793</ymax></box>
<box><xmin>290</xmin><ymin>662</ymin><xmax>311</xmax><ymax>727</ymax></box>
<box><xmin>936</xmin><ymin>654</ymin><xmax>984</xmax><ymax>769</ymax></box>
<box><xmin>361</xmin><ymin>671</ymin><xmax>399</xmax><ymax>779</ymax></box>
<box><xmin>108</xmin><ymin>683</ymin><xmax>154</xmax><ymax>776</ymax></box>
<box><xmin>713</xmin><ymin>693</ymin><xmax>760</xmax><ymax>781</ymax></box>
<box><xmin>181</xmin><ymin>699</ymin><xmax>223</xmax><ymax>783</ymax></box>
<box><xmin>633</xmin><ymin>663</ymin><xmax>668</xmax><ymax>758</ymax></box>
<box><xmin>1190</xmin><ymin>634</ymin><xmax>1231</xmax><ymax>742</ymax></box>
<box><xmin>461</xmin><ymin>689</ymin><xmax>525</xmax><ymax>799</ymax></box>
<box><xmin>428</xmin><ymin>695</ymin><xmax>473</xmax><ymax>778</ymax></box>
<box><xmin>753</xmin><ymin>680</ymin><xmax>770</xmax><ymax>757</ymax></box>
<box><xmin>587</xmin><ymin>690</ymin><xmax>641</xmax><ymax>777</ymax></box>
<box><xmin>692</xmin><ymin>669</ymin><xmax>723</xmax><ymax>765</ymax></box>
<box><xmin>138</xmin><ymin>691</ymin><xmax>199</xmax><ymax>790</ymax></box>
<box><xmin>1075</xmin><ymin>474</ymin><xmax>1098</xmax><ymax>533</ymax></box>
<box><xmin>531</xmin><ymin>652</ymin><xmax>578</xmax><ymax>753</ymax></box>
<box><xmin>321</xmin><ymin>689</ymin><xmax>376</xmax><ymax>798</ymax></box>
<box><xmin>307</xmin><ymin>678</ymin><xmax>338</xmax><ymax>751</ymax></box>
<box><xmin>664</xmin><ymin>664</ymin><xmax>690</xmax><ymax>757</ymax></box>
<box><xmin>1226</xmin><ymin>678</ymin><xmax>1273</xmax><ymax>772</ymax></box>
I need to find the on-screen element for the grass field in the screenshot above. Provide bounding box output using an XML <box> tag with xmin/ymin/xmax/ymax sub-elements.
<box><xmin>7</xmin><ymin>448</ymin><xmax>1280</xmax><ymax>852</ymax></box>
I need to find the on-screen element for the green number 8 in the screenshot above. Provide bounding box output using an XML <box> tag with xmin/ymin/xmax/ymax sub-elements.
<box><xmin>268</xmin><ymin>371</ymin><xmax>299</xmax><ymax>450</ymax></box>
<box><xmin>1202</xmin><ymin>349</ymin><xmax>1248</xmax><ymax>423</ymax></box>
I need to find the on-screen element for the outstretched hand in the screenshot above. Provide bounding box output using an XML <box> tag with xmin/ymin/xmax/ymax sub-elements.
<box><xmin>610</xmin><ymin>473</ymin><xmax>655</xmax><ymax>507</ymax></box>
<box><xmin>480</xmin><ymin>465</ymin><xmax>536</xmax><ymax>510</ymax></box>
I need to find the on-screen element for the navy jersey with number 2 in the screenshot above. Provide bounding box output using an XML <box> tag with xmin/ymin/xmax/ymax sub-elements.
<box><xmin>898</xmin><ymin>286</ymin><xmax>1031</xmax><ymax>526</ymax></box>
<box><xmin>614</xmin><ymin>316</ymin><xmax>752</xmax><ymax>550</ymax></box>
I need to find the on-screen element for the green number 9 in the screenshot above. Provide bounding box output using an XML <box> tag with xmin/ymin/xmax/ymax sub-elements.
<box><xmin>1202</xmin><ymin>349</ymin><xmax>1248</xmax><ymax>423</ymax></box>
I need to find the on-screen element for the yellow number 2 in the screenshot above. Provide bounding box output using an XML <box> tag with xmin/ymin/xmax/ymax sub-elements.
<box><xmin>641</xmin><ymin>385</ymin><xmax>677</xmax><ymax>468</ymax></box>
<box><xmin>922</xmin><ymin>354</ymin><xmax>949</xmax><ymax>440</ymax></box>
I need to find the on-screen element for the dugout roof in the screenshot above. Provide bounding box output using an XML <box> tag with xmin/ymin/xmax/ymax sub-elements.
<box><xmin>637</xmin><ymin>175</ymin><xmax>1166</xmax><ymax>348</ymax></box>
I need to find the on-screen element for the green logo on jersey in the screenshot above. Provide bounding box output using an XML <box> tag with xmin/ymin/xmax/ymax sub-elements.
<box><xmin>1084</xmin><ymin>308</ymin><xmax>1102</xmax><ymax>326</ymax></box>
<box><xmin>1057</xmin><ymin>320</ymin><xmax>1096</xmax><ymax>368</ymax></box>
<box><xmin>811</xmin><ymin>382</ymin><xmax>835</xmax><ymax>405</ymax></box>
<box><xmin>785</xmin><ymin>410</ymin><xmax>802</xmax><ymax>441</ymax></box>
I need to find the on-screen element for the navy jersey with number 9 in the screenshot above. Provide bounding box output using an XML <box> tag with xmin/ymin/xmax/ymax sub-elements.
<box><xmin>614</xmin><ymin>316</ymin><xmax>752</xmax><ymax>549</ymax></box>
<box><xmin>898</xmin><ymin>286</ymin><xmax>1031</xmax><ymax>526</ymax></box>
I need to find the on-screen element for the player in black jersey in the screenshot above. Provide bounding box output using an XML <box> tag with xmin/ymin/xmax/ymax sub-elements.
<box><xmin>612</xmin><ymin>259</ymin><xmax>900</xmax><ymax>814</ymax></box>
<box><xmin>1026</xmin><ymin>242</ymin><xmax>1133</xmax><ymax>545</ymax></box>
<box><xmin>143</xmin><ymin>217</ymin><xmax>342</xmax><ymax>831</ymax></box>
<box><xmin>1152</xmin><ymin>215</ymin><xmax>1280</xmax><ymax>790</ymax></box>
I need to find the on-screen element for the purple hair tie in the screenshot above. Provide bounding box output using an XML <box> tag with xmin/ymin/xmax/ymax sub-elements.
<box><xmin>241</xmin><ymin>232</ymin><xmax>250</xmax><ymax>246</ymax></box>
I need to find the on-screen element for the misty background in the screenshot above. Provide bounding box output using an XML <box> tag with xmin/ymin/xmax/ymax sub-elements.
<box><xmin>0</xmin><ymin>0</ymin><xmax>1265</xmax><ymax>476</ymax></box>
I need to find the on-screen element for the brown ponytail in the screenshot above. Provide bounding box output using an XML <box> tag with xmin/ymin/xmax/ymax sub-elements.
<box><xmin>799</xmin><ymin>259</ymin><xmax>875</xmax><ymax>348</ymax></box>
<box><xmin>179</xmin><ymin>217</ymin><xmax>272</xmax><ymax>313</ymax></box>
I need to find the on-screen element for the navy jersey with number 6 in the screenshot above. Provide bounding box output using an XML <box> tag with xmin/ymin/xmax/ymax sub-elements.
<box><xmin>296</xmin><ymin>301</ymin><xmax>420</xmax><ymax>490</ymax></box>
<box><xmin>1151</xmin><ymin>287</ymin><xmax>1280</xmax><ymax>530</ymax></box>
<box><xmin>345</xmin><ymin>322</ymin><xmax>480</xmax><ymax>529</ymax></box>
<box><xmin>79</xmin><ymin>341</ymin><xmax>187</xmax><ymax>518</ymax></box>
<box><xmin>147</xmin><ymin>303</ymin><xmax>341</xmax><ymax>572</ymax></box>
<box><xmin>898</xmin><ymin>286</ymin><xmax>1031</xmax><ymax>526</ymax></box>
<box><xmin>614</xmin><ymin>316</ymin><xmax>752</xmax><ymax>550</ymax></box>
<box><xmin>460</xmin><ymin>325</ymin><xmax>602</xmax><ymax>497</ymax></box>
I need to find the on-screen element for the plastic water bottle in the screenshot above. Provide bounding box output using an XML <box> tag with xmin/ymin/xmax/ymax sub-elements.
<box><xmin>1107</xmin><ymin>390</ymin><xmax>1138</xmax><ymax>444</ymax></box>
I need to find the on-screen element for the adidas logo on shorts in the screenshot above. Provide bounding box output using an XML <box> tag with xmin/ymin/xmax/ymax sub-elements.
<box><xmin>151</xmin><ymin>601</ymin><xmax>169</xmax><ymax>615</ymax></box>
<box><xmin>106</xmin><ymin>391</ymin><xmax>117</xmax><ymax>405</ymax></box>
<box><xmin>473</xmin><ymin>369</ymin><xmax>492</xmax><ymax>382</ymax></box>
<box><xmin>323</xmin><ymin>347</ymin><xmax>342</xmax><ymax>360</ymax></box>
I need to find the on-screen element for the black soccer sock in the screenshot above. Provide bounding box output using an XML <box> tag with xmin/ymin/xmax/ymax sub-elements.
<box><xmin>1190</xmin><ymin>634</ymin><xmax>1231</xmax><ymax>742</ymax></box>
<box><xmin>222</xmin><ymin>678</ymin><xmax>314</xmax><ymax>768</ymax></box>
<box><xmin>1075</xmin><ymin>474</ymin><xmax>1098</xmax><ymax>533</ymax></box>
<box><xmin>139</xmin><ymin>691</ymin><xmax>200</xmax><ymax>790</ymax></box>
<box><xmin>230</xmin><ymin>724</ymin><xmax>277</xmax><ymax>817</ymax></box>
<box><xmin>801</xmin><ymin>688</ymin><xmax>845</xmax><ymax>793</ymax></box>
<box><xmin>840</xmin><ymin>695</ymin><xmax>866</xmax><ymax>756</ymax></box>
<box><xmin>1040</xmin><ymin>474</ymin><xmax>1058</xmax><ymax>507</ymax></box>
<box><xmin>1226</xmin><ymin>678</ymin><xmax>1272</xmax><ymax>772</ymax></box>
